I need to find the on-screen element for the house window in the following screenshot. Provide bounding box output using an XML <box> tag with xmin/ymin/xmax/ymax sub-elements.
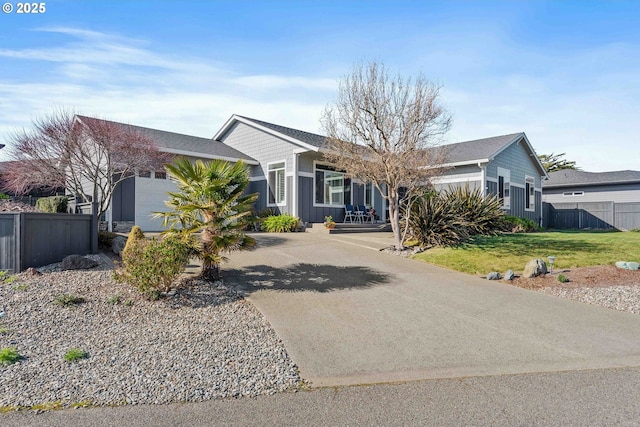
<box><xmin>497</xmin><ymin>168</ymin><xmax>510</xmax><ymax>209</ymax></box>
<box><xmin>314</xmin><ymin>163</ymin><xmax>351</xmax><ymax>206</ymax></box>
<box><xmin>365</xmin><ymin>182</ymin><xmax>373</xmax><ymax>207</ymax></box>
<box><xmin>525</xmin><ymin>176</ymin><xmax>535</xmax><ymax>211</ymax></box>
<box><xmin>154</xmin><ymin>170</ymin><xmax>167</xmax><ymax>180</ymax></box>
<box><xmin>138</xmin><ymin>169</ymin><xmax>151</xmax><ymax>178</ymax></box>
<box><xmin>563</xmin><ymin>191</ymin><xmax>584</xmax><ymax>197</ymax></box>
<box><xmin>268</xmin><ymin>161</ymin><xmax>286</xmax><ymax>205</ymax></box>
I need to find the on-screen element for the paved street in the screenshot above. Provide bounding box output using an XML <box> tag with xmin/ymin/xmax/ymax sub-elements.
<box><xmin>4</xmin><ymin>368</ymin><xmax>640</xmax><ymax>426</ymax></box>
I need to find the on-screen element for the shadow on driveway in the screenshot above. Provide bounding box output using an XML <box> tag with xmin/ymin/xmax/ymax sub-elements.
<box><xmin>223</xmin><ymin>263</ymin><xmax>392</xmax><ymax>293</ymax></box>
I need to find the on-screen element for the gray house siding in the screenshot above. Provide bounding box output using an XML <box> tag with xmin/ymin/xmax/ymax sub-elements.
<box><xmin>487</xmin><ymin>140</ymin><xmax>542</xmax><ymax>189</ymax></box>
<box><xmin>218</xmin><ymin>121</ymin><xmax>299</xmax><ymax>176</ymax></box>
<box><xmin>485</xmin><ymin>139</ymin><xmax>543</xmax><ymax>221</ymax></box>
<box><xmin>298</xmin><ymin>176</ymin><xmax>345</xmax><ymax>223</ymax></box>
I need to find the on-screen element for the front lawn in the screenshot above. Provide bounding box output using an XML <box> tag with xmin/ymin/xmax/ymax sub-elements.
<box><xmin>413</xmin><ymin>231</ymin><xmax>640</xmax><ymax>275</ymax></box>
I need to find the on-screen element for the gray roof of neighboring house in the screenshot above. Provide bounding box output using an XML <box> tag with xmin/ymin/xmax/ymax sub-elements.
<box><xmin>76</xmin><ymin>116</ymin><xmax>256</xmax><ymax>163</ymax></box>
<box><xmin>440</xmin><ymin>133</ymin><xmax>524</xmax><ymax>163</ymax></box>
<box><xmin>235</xmin><ymin>116</ymin><xmax>327</xmax><ymax>148</ymax></box>
<box><xmin>544</xmin><ymin>169</ymin><xmax>640</xmax><ymax>188</ymax></box>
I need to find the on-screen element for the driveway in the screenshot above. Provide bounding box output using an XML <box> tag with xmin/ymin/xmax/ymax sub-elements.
<box><xmin>223</xmin><ymin>232</ymin><xmax>640</xmax><ymax>387</ymax></box>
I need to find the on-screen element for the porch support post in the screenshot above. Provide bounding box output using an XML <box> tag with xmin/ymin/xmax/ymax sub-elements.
<box><xmin>292</xmin><ymin>153</ymin><xmax>299</xmax><ymax>218</ymax></box>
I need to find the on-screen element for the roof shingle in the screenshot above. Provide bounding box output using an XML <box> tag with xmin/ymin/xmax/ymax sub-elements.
<box><xmin>76</xmin><ymin>116</ymin><xmax>255</xmax><ymax>163</ymax></box>
<box><xmin>544</xmin><ymin>169</ymin><xmax>640</xmax><ymax>187</ymax></box>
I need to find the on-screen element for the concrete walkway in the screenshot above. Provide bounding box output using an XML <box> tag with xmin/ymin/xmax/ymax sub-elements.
<box><xmin>223</xmin><ymin>232</ymin><xmax>640</xmax><ymax>387</ymax></box>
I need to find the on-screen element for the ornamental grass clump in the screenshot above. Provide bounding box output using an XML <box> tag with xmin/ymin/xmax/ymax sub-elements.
<box><xmin>0</xmin><ymin>347</ymin><xmax>22</xmax><ymax>366</ymax></box>
<box><xmin>262</xmin><ymin>214</ymin><xmax>301</xmax><ymax>232</ymax></box>
<box><xmin>63</xmin><ymin>348</ymin><xmax>88</xmax><ymax>363</ymax></box>
<box><xmin>404</xmin><ymin>187</ymin><xmax>504</xmax><ymax>248</ymax></box>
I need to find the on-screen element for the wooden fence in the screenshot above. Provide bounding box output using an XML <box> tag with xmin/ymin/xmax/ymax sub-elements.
<box><xmin>0</xmin><ymin>204</ymin><xmax>98</xmax><ymax>273</ymax></box>
<box><xmin>544</xmin><ymin>202</ymin><xmax>640</xmax><ymax>230</ymax></box>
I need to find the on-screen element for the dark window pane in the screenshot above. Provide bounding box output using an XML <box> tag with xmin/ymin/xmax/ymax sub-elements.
<box><xmin>315</xmin><ymin>170</ymin><xmax>324</xmax><ymax>204</ymax></box>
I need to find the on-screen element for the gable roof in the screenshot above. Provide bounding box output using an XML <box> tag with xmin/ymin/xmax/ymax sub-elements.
<box><xmin>544</xmin><ymin>169</ymin><xmax>640</xmax><ymax>188</ymax></box>
<box><xmin>440</xmin><ymin>132</ymin><xmax>548</xmax><ymax>177</ymax></box>
<box><xmin>213</xmin><ymin>114</ymin><xmax>324</xmax><ymax>152</ymax></box>
<box><xmin>76</xmin><ymin>116</ymin><xmax>257</xmax><ymax>165</ymax></box>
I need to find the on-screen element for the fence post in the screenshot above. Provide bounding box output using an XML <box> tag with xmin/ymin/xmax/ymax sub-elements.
<box><xmin>90</xmin><ymin>202</ymin><xmax>99</xmax><ymax>254</ymax></box>
<box><xmin>15</xmin><ymin>213</ymin><xmax>22</xmax><ymax>273</ymax></box>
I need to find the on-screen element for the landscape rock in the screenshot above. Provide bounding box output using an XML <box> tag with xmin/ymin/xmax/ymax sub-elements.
<box><xmin>504</xmin><ymin>269</ymin><xmax>515</xmax><ymax>280</ymax></box>
<box><xmin>61</xmin><ymin>255</ymin><xmax>99</xmax><ymax>270</ymax></box>
<box><xmin>615</xmin><ymin>261</ymin><xmax>640</xmax><ymax>271</ymax></box>
<box><xmin>112</xmin><ymin>235</ymin><xmax>128</xmax><ymax>256</ymax></box>
<box><xmin>486</xmin><ymin>272</ymin><xmax>501</xmax><ymax>280</ymax></box>
<box><xmin>523</xmin><ymin>258</ymin><xmax>548</xmax><ymax>278</ymax></box>
<box><xmin>23</xmin><ymin>267</ymin><xmax>42</xmax><ymax>276</ymax></box>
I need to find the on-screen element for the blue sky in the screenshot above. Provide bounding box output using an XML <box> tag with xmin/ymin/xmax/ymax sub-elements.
<box><xmin>0</xmin><ymin>0</ymin><xmax>638</xmax><ymax>171</ymax></box>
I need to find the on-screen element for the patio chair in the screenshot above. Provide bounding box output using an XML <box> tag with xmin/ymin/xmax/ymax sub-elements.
<box><xmin>353</xmin><ymin>205</ymin><xmax>366</xmax><ymax>223</ymax></box>
<box><xmin>344</xmin><ymin>204</ymin><xmax>356</xmax><ymax>223</ymax></box>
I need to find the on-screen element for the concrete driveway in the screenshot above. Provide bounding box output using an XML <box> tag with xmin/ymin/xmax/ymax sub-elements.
<box><xmin>223</xmin><ymin>232</ymin><xmax>640</xmax><ymax>387</ymax></box>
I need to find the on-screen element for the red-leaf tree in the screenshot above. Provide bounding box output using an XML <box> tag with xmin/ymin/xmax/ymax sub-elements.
<box><xmin>2</xmin><ymin>110</ymin><xmax>171</xmax><ymax>222</ymax></box>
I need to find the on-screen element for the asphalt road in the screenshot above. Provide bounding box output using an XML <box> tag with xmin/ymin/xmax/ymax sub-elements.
<box><xmin>3</xmin><ymin>367</ymin><xmax>640</xmax><ymax>426</ymax></box>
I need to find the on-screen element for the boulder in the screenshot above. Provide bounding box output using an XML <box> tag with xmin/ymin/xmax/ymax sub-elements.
<box><xmin>615</xmin><ymin>261</ymin><xmax>640</xmax><ymax>271</ymax></box>
<box><xmin>523</xmin><ymin>258</ymin><xmax>548</xmax><ymax>278</ymax></box>
<box><xmin>504</xmin><ymin>269</ymin><xmax>515</xmax><ymax>280</ymax></box>
<box><xmin>486</xmin><ymin>272</ymin><xmax>501</xmax><ymax>280</ymax></box>
<box><xmin>61</xmin><ymin>255</ymin><xmax>99</xmax><ymax>271</ymax></box>
<box><xmin>112</xmin><ymin>235</ymin><xmax>128</xmax><ymax>257</ymax></box>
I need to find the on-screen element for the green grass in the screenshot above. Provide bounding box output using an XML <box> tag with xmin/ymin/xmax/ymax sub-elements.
<box><xmin>413</xmin><ymin>230</ymin><xmax>640</xmax><ymax>275</ymax></box>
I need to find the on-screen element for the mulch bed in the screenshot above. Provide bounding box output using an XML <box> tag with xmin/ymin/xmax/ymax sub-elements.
<box><xmin>504</xmin><ymin>265</ymin><xmax>640</xmax><ymax>290</ymax></box>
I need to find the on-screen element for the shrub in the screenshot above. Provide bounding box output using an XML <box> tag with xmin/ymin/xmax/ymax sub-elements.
<box><xmin>404</xmin><ymin>187</ymin><xmax>504</xmax><ymax>247</ymax></box>
<box><xmin>0</xmin><ymin>270</ymin><xmax>18</xmax><ymax>285</ymax></box>
<box><xmin>0</xmin><ymin>347</ymin><xmax>22</xmax><ymax>366</ymax></box>
<box><xmin>500</xmin><ymin>215</ymin><xmax>540</xmax><ymax>233</ymax></box>
<box><xmin>35</xmin><ymin>196</ymin><xmax>68</xmax><ymax>213</ymax></box>
<box><xmin>0</xmin><ymin>193</ymin><xmax>9</xmax><ymax>200</ymax></box>
<box><xmin>557</xmin><ymin>274</ymin><xmax>569</xmax><ymax>283</ymax></box>
<box><xmin>54</xmin><ymin>294</ymin><xmax>85</xmax><ymax>306</ymax></box>
<box><xmin>122</xmin><ymin>226</ymin><xmax>145</xmax><ymax>260</ymax></box>
<box><xmin>114</xmin><ymin>234</ymin><xmax>191</xmax><ymax>298</ymax></box>
<box><xmin>98</xmin><ymin>231</ymin><xmax>117</xmax><ymax>249</ymax></box>
<box><xmin>261</xmin><ymin>214</ymin><xmax>300</xmax><ymax>232</ymax></box>
<box><xmin>63</xmin><ymin>348</ymin><xmax>88</xmax><ymax>362</ymax></box>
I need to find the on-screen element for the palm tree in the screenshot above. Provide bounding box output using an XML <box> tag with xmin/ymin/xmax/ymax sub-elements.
<box><xmin>155</xmin><ymin>158</ymin><xmax>258</xmax><ymax>280</ymax></box>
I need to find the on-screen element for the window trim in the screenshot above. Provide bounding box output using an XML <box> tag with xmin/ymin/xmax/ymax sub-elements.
<box><xmin>267</xmin><ymin>160</ymin><xmax>286</xmax><ymax>207</ymax></box>
<box><xmin>313</xmin><ymin>161</ymin><xmax>352</xmax><ymax>208</ymax></box>
<box><xmin>497</xmin><ymin>167</ymin><xmax>511</xmax><ymax>210</ymax></box>
<box><xmin>525</xmin><ymin>175</ymin><xmax>535</xmax><ymax>212</ymax></box>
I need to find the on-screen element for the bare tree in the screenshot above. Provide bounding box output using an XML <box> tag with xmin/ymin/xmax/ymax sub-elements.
<box><xmin>3</xmin><ymin>110</ymin><xmax>170</xmax><ymax>224</ymax></box>
<box><xmin>321</xmin><ymin>62</ymin><xmax>452</xmax><ymax>250</ymax></box>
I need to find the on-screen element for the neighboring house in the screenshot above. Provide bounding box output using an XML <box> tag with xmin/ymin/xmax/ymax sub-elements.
<box><xmin>0</xmin><ymin>160</ymin><xmax>65</xmax><ymax>200</ymax></box>
<box><xmin>73</xmin><ymin>115</ymin><xmax>547</xmax><ymax>231</ymax></box>
<box><xmin>542</xmin><ymin>169</ymin><xmax>640</xmax><ymax>230</ymax></box>
<box><xmin>431</xmin><ymin>132</ymin><xmax>548</xmax><ymax>223</ymax></box>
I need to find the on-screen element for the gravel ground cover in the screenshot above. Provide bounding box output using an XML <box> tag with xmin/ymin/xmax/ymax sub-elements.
<box><xmin>0</xmin><ymin>255</ymin><xmax>301</xmax><ymax>409</ymax></box>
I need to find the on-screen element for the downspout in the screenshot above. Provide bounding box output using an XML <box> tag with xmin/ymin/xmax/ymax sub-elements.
<box><xmin>479</xmin><ymin>162</ymin><xmax>486</xmax><ymax>196</ymax></box>
<box><xmin>292</xmin><ymin>153</ymin><xmax>299</xmax><ymax>219</ymax></box>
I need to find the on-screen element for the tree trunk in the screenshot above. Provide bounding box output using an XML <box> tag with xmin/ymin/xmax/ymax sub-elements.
<box><xmin>200</xmin><ymin>261</ymin><xmax>220</xmax><ymax>281</ymax></box>
<box><xmin>388</xmin><ymin>192</ymin><xmax>403</xmax><ymax>250</ymax></box>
